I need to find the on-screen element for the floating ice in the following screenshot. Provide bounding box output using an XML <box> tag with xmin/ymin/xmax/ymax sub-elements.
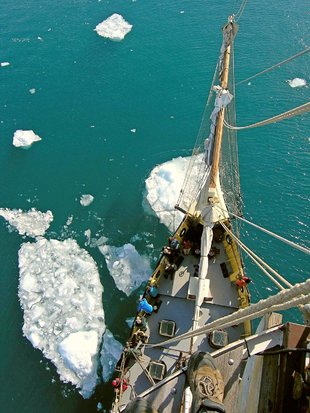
<box><xmin>18</xmin><ymin>238</ymin><xmax>105</xmax><ymax>398</ymax></box>
<box><xmin>80</xmin><ymin>194</ymin><xmax>94</xmax><ymax>206</ymax></box>
<box><xmin>1</xmin><ymin>61</ymin><xmax>10</xmax><ymax>67</ymax></box>
<box><xmin>13</xmin><ymin>129</ymin><xmax>41</xmax><ymax>148</ymax></box>
<box><xmin>126</xmin><ymin>317</ymin><xmax>135</xmax><ymax>328</ymax></box>
<box><xmin>84</xmin><ymin>229</ymin><xmax>91</xmax><ymax>246</ymax></box>
<box><xmin>99</xmin><ymin>243</ymin><xmax>151</xmax><ymax>296</ymax></box>
<box><xmin>287</xmin><ymin>78</ymin><xmax>307</xmax><ymax>88</ymax></box>
<box><xmin>0</xmin><ymin>208</ymin><xmax>53</xmax><ymax>238</ymax></box>
<box><xmin>29</xmin><ymin>88</ymin><xmax>36</xmax><ymax>94</ymax></box>
<box><xmin>95</xmin><ymin>14</ymin><xmax>133</xmax><ymax>41</ymax></box>
<box><xmin>144</xmin><ymin>155</ymin><xmax>203</xmax><ymax>231</ymax></box>
<box><xmin>100</xmin><ymin>329</ymin><xmax>123</xmax><ymax>382</ymax></box>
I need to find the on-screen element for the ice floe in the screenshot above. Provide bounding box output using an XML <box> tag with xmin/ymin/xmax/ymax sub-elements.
<box><xmin>0</xmin><ymin>208</ymin><xmax>53</xmax><ymax>238</ymax></box>
<box><xmin>1</xmin><ymin>61</ymin><xmax>10</xmax><ymax>67</ymax></box>
<box><xmin>95</xmin><ymin>14</ymin><xmax>133</xmax><ymax>41</ymax></box>
<box><xmin>80</xmin><ymin>194</ymin><xmax>94</xmax><ymax>206</ymax></box>
<box><xmin>144</xmin><ymin>155</ymin><xmax>204</xmax><ymax>231</ymax></box>
<box><xmin>13</xmin><ymin>129</ymin><xmax>42</xmax><ymax>148</ymax></box>
<box><xmin>18</xmin><ymin>238</ymin><xmax>105</xmax><ymax>398</ymax></box>
<box><xmin>100</xmin><ymin>329</ymin><xmax>123</xmax><ymax>382</ymax></box>
<box><xmin>99</xmin><ymin>243</ymin><xmax>151</xmax><ymax>296</ymax></box>
<box><xmin>287</xmin><ymin>78</ymin><xmax>307</xmax><ymax>88</ymax></box>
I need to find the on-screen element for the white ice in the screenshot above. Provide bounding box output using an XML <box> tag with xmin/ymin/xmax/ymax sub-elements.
<box><xmin>100</xmin><ymin>329</ymin><xmax>123</xmax><ymax>382</ymax></box>
<box><xmin>80</xmin><ymin>194</ymin><xmax>94</xmax><ymax>206</ymax></box>
<box><xmin>13</xmin><ymin>129</ymin><xmax>42</xmax><ymax>148</ymax></box>
<box><xmin>1</xmin><ymin>61</ymin><xmax>10</xmax><ymax>67</ymax></box>
<box><xmin>95</xmin><ymin>14</ymin><xmax>133</xmax><ymax>41</ymax></box>
<box><xmin>18</xmin><ymin>238</ymin><xmax>105</xmax><ymax>398</ymax></box>
<box><xmin>0</xmin><ymin>208</ymin><xmax>53</xmax><ymax>238</ymax></box>
<box><xmin>287</xmin><ymin>78</ymin><xmax>307</xmax><ymax>88</ymax></box>
<box><xmin>99</xmin><ymin>243</ymin><xmax>151</xmax><ymax>296</ymax></box>
<box><xmin>144</xmin><ymin>156</ymin><xmax>203</xmax><ymax>231</ymax></box>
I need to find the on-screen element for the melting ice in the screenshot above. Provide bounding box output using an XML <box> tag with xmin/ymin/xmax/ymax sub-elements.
<box><xmin>13</xmin><ymin>129</ymin><xmax>42</xmax><ymax>148</ymax></box>
<box><xmin>100</xmin><ymin>329</ymin><xmax>123</xmax><ymax>382</ymax></box>
<box><xmin>0</xmin><ymin>208</ymin><xmax>53</xmax><ymax>238</ymax></box>
<box><xmin>18</xmin><ymin>238</ymin><xmax>105</xmax><ymax>398</ymax></box>
<box><xmin>95</xmin><ymin>14</ymin><xmax>133</xmax><ymax>41</ymax></box>
<box><xmin>80</xmin><ymin>194</ymin><xmax>94</xmax><ymax>206</ymax></box>
<box><xmin>99</xmin><ymin>243</ymin><xmax>151</xmax><ymax>296</ymax></box>
<box><xmin>287</xmin><ymin>78</ymin><xmax>307</xmax><ymax>88</ymax></box>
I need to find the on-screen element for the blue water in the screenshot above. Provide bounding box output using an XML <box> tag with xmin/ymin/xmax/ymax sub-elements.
<box><xmin>0</xmin><ymin>1</ymin><xmax>309</xmax><ymax>412</ymax></box>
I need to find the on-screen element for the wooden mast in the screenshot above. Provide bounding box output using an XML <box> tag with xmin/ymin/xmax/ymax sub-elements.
<box><xmin>209</xmin><ymin>39</ymin><xmax>232</xmax><ymax>193</ymax></box>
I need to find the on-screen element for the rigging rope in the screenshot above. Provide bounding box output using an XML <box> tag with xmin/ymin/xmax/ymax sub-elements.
<box><xmin>226</xmin><ymin>210</ymin><xmax>310</xmax><ymax>256</ymax></box>
<box><xmin>221</xmin><ymin>222</ymin><xmax>293</xmax><ymax>289</ymax></box>
<box><xmin>237</xmin><ymin>47</ymin><xmax>310</xmax><ymax>86</ymax></box>
<box><xmin>224</xmin><ymin>101</ymin><xmax>310</xmax><ymax>130</ymax></box>
<box><xmin>234</xmin><ymin>0</ymin><xmax>248</xmax><ymax>22</ymax></box>
<box><xmin>146</xmin><ymin>278</ymin><xmax>310</xmax><ymax>348</ymax></box>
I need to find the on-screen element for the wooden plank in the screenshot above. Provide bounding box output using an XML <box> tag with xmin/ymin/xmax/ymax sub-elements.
<box><xmin>214</xmin><ymin>345</ymin><xmax>244</xmax><ymax>413</ymax></box>
<box><xmin>257</xmin><ymin>354</ymin><xmax>279</xmax><ymax>413</ymax></box>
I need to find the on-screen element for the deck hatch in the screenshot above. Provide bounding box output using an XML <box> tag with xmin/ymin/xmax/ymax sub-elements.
<box><xmin>159</xmin><ymin>320</ymin><xmax>176</xmax><ymax>337</ymax></box>
<box><xmin>148</xmin><ymin>361</ymin><xmax>166</xmax><ymax>381</ymax></box>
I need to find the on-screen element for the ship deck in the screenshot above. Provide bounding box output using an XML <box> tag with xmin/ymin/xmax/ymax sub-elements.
<box><xmin>115</xmin><ymin>234</ymin><xmax>247</xmax><ymax>412</ymax></box>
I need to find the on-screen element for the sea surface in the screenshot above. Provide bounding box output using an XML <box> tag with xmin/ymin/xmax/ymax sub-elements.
<box><xmin>0</xmin><ymin>1</ymin><xmax>309</xmax><ymax>412</ymax></box>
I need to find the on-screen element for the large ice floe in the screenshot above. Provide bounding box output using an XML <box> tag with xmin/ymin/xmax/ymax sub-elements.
<box><xmin>100</xmin><ymin>329</ymin><xmax>123</xmax><ymax>382</ymax></box>
<box><xmin>99</xmin><ymin>243</ymin><xmax>151</xmax><ymax>296</ymax></box>
<box><xmin>287</xmin><ymin>78</ymin><xmax>307</xmax><ymax>88</ymax></box>
<box><xmin>18</xmin><ymin>238</ymin><xmax>105</xmax><ymax>398</ymax></box>
<box><xmin>0</xmin><ymin>208</ymin><xmax>53</xmax><ymax>238</ymax></box>
<box><xmin>95</xmin><ymin>14</ymin><xmax>132</xmax><ymax>41</ymax></box>
<box><xmin>144</xmin><ymin>155</ymin><xmax>203</xmax><ymax>232</ymax></box>
<box><xmin>13</xmin><ymin>129</ymin><xmax>42</xmax><ymax>148</ymax></box>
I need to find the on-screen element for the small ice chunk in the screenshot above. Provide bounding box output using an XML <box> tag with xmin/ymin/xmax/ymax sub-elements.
<box><xmin>13</xmin><ymin>129</ymin><xmax>41</xmax><ymax>148</ymax></box>
<box><xmin>18</xmin><ymin>238</ymin><xmax>105</xmax><ymax>398</ymax></box>
<box><xmin>99</xmin><ymin>243</ymin><xmax>151</xmax><ymax>295</ymax></box>
<box><xmin>130</xmin><ymin>128</ymin><xmax>136</xmax><ymax>133</ymax></box>
<box><xmin>287</xmin><ymin>78</ymin><xmax>307</xmax><ymax>88</ymax></box>
<box><xmin>1</xmin><ymin>62</ymin><xmax>10</xmax><ymax>67</ymax></box>
<box><xmin>80</xmin><ymin>194</ymin><xmax>94</xmax><ymax>206</ymax></box>
<box><xmin>0</xmin><ymin>208</ymin><xmax>53</xmax><ymax>238</ymax></box>
<box><xmin>95</xmin><ymin>14</ymin><xmax>133</xmax><ymax>41</ymax></box>
<box><xmin>29</xmin><ymin>88</ymin><xmax>36</xmax><ymax>94</ymax></box>
<box><xmin>100</xmin><ymin>329</ymin><xmax>123</xmax><ymax>382</ymax></box>
<box><xmin>84</xmin><ymin>229</ymin><xmax>91</xmax><ymax>246</ymax></box>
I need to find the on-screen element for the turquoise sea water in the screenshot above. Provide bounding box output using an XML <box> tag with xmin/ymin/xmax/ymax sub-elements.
<box><xmin>0</xmin><ymin>1</ymin><xmax>309</xmax><ymax>412</ymax></box>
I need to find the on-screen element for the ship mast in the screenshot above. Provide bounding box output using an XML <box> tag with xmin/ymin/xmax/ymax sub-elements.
<box><xmin>208</xmin><ymin>17</ymin><xmax>236</xmax><ymax>198</ymax></box>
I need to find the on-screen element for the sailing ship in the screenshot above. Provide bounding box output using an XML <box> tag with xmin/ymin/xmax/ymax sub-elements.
<box><xmin>110</xmin><ymin>13</ymin><xmax>310</xmax><ymax>413</ymax></box>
